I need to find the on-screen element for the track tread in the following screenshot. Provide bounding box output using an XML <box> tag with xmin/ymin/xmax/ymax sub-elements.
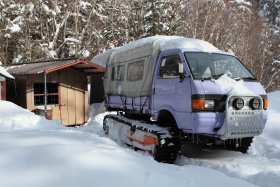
<box><xmin>104</xmin><ymin>114</ymin><xmax>180</xmax><ymax>163</ymax></box>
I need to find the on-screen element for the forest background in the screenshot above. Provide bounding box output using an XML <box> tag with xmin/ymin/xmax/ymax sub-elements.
<box><xmin>0</xmin><ymin>0</ymin><xmax>279</xmax><ymax>91</ymax></box>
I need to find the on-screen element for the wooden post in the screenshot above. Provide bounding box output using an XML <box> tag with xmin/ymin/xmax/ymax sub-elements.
<box><xmin>44</xmin><ymin>71</ymin><xmax>47</xmax><ymax>116</ymax></box>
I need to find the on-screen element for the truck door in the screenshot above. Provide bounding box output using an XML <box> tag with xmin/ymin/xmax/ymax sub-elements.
<box><xmin>152</xmin><ymin>52</ymin><xmax>192</xmax><ymax>129</ymax></box>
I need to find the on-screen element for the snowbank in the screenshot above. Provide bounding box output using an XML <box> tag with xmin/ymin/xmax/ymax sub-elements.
<box><xmin>0</xmin><ymin>101</ymin><xmax>61</xmax><ymax>130</ymax></box>
<box><xmin>250</xmin><ymin>91</ymin><xmax>280</xmax><ymax>158</ymax></box>
<box><xmin>0</xmin><ymin>126</ymin><xmax>256</xmax><ymax>187</ymax></box>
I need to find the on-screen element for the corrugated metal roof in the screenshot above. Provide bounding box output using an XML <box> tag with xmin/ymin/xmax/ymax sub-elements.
<box><xmin>7</xmin><ymin>58</ymin><xmax>105</xmax><ymax>75</ymax></box>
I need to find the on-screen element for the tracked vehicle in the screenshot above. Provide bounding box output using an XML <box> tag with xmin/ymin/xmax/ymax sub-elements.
<box><xmin>95</xmin><ymin>36</ymin><xmax>268</xmax><ymax>163</ymax></box>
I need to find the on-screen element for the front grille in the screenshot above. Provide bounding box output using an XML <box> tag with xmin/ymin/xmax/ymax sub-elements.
<box><xmin>217</xmin><ymin>95</ymin><xmax>265</xmax><ymax>139</ymax></box>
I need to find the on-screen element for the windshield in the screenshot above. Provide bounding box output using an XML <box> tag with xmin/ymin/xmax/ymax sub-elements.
<box><xmin>184</xmin><ymin>52</ymin><xmax>256</xmax><ymax>80</ymax></box>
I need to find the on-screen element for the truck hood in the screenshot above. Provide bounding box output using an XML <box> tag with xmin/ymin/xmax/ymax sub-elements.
<box><xmin>199</xmin><ymin>80</ymin><xmax>266</xmax><ymax>96</ymax></box>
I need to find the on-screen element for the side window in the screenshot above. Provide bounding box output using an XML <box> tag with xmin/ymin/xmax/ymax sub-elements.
<box><xmin>159</xmin><ymin>54</ymin><xmax>182</xmax><ymax>78</ymax></box>
<box><xmin>111</xmin><ymin>65</ymin><xmax>124</xmax><ymax>81</ymax></box>
<box><xmin>34</xmin><ymin>83</ymin><xmax>59</xmax><ymax>106</ymax></box>
<box><xmin>127</xmin><ymin>61</ymin><xmax>144</xmax><ymax>81</ymax></box>
<box><xmin>115</xmin><ymin>65</ymin><xmax>125</xmax><ymax>81</ymax></box>
<box><xmin>104</xmin><ymin>64</ymin><xmax>108</xmax><ymax>78</ymax></box>
<box><xmin>111</xmin><ymin>66</ymin><xmax>115</xmax><ymax>81</ymax></box>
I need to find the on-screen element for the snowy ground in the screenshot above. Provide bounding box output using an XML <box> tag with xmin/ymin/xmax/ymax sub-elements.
<box><xmin>0</xmin><ymin>91</ymin><xmax>280</xmax><ymax>187</ymax></box>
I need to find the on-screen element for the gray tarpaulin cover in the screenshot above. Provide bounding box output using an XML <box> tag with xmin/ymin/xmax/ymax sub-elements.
<box><xmin>92</xmin><ymin>36</ymin><xmax>220</xmax><ymax>97</ymax></box>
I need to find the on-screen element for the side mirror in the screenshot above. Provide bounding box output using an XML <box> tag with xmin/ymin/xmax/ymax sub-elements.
<box><xmin>178</xmin><ymin>63</ymin><xmax>185</xmax><ymax>82</ymax></box>
<box><xmin>179</xmin><ymin>63</ymin><xmax>184</xmax><ymax>74</ymax></box>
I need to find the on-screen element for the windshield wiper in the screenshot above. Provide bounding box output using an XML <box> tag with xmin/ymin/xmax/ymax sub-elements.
<box><xmin>212</xmin><ymin>73</ymin><xmax>225</xmax><ymax>79</ymax></box>
<box><xmin>201</xmin><ymin>73</ymin><xmax>224</xmax><ymax>81</ymax></box>
<box><xmin>240</xmin><ymin>77</ymin><xmax>256</xmax><ymax>80</ymax></box>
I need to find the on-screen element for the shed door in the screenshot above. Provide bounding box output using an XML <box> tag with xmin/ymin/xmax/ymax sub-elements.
<box><xmin>61</xmin><ymin>71</ymin><xmax>87</xmax><ymax>126</ymax></box>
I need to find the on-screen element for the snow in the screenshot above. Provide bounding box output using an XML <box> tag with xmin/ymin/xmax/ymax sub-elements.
<box><xmin>113</xmin><ymin>35</ymin><xmax>221</xmax><ymax>55</ymax></box>
<box><xmin>49</xmin><ymin>50</ymin><xmax>58</xmax><ymax>59</ymax></box>
<box><xmin>160</xmin><ymin>37</ymin><xmax>221</xmax><ymax>53</ymax></box>
<box><xmin>233</xmin><ymin>0</ymin><xmax>252</xmax><ymax>6</ymax></box>
<box><xmin>10</xmin><ymin>24</ymin><xmax>21</xmax><ymax>33</ymax></box>
<box><xmin>42</xmin><ymin>3</ymin><xmax>56</xmax><ymax>16</ymax></box>
<box><xmin>92</xmin><ymin>48</ymin><xmax>118</xmax><ymax>67</ymax></box>
<box><xmin>81</xmin><ymin>49</ymin><xmax>90</xmax><ymax>58</ymax></box>
<box><xmin>214</xmin><ymin>74</ymin><xmax>255</xmax><ymax>95</ymax></box>
<box><xmin>1</xmin><ymin>91</ymin><xmax>280</xmax><ymax>187</ymax></box>
<box><xmin>13</xmin><ymin>54</ymin><xmax>23</xmax><ymax>64</ymax></box>
<box><xmin>0</xmin><ymin>101</ymin><xmax>60</xmax><ymax>130</ymax></box>
<box><xmin>250</xmin><ymin>91</ymin><xmax>280</xmax><ymax>158</ymax></box>
<box><xmin>28</xmin><ymin>2</ymin><xmax>35</xmax><ymax>15</ymax></box>
<box><xmin>0</xmin><ymin>66</ymin><xmax>15</xmax><ymax>79</ymax></box>
<box><xmin>80</xmin><ymin>1</ymin><xmax>92</xmax><ymax>10</ymax></box>
<box><xmin>65</xmin><ymin>38</ymin><xmax>82</xmax><ymax>44</ymax></box>
<box><xmin>93</xmin><ymin>36</ymin><xmax>221</xmax><ymax>67</ymax></box>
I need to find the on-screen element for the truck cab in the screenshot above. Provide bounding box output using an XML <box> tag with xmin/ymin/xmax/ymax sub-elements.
<box><xmin>152</xmin><ymin>48</ymin><xmax>268</xmax><ymax>140</ymax></box>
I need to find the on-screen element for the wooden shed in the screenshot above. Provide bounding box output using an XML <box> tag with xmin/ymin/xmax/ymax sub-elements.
<box><xmin>0</xmin><ymin>67</ymin><xmax>15</xmax><ymax>100</ymax></box>
<box><xmin>7</xmin><ymin>58</ymin><xmax>104</xmax><ymax>126</ymax></box>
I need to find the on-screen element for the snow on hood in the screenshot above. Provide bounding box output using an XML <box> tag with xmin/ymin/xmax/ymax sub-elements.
<box><xmin>0</xmin><ymin>66</ymin><xmax>14</xmax><ymax>79</ymax></box>
<box><xmin>0</xmin><ymin>101</ymin><xmax>61</xmax><ymax>130</ymax></box>
<box><xmin>214</xmin><ymin>74</ymin><xmax>255</xmax><ymax>95</ymax></box>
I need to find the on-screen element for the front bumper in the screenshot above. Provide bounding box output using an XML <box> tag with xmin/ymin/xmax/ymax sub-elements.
<box><xmin>217</xmin><ymin>95</ymin><xmax>267</xmax><ymax>139</ymax></box>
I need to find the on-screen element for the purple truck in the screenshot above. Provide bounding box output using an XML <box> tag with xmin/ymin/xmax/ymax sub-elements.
<box><xmin>97</xmin><ymin>36</ymin><xmax>268</xmax><ymax>163</ymax></box>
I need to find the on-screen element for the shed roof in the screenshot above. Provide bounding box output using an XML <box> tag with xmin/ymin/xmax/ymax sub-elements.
<box><xmin>7</xmin><ymin>58</ymin><xmax>105</xmax><ymax>76</ymax></box>
<box><xmin>0</xmin><ymin>66</ymin><xmax>15</xmax><ymax>79</ymax></box>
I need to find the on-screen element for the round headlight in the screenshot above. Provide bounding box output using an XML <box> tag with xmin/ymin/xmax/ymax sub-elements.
<box><xmin>233</xmin><ymin>98</ymin><xmax>244</xmax><ymax>110</ymax></box>
<box><xmin>249</xmin><ymin>98</ymin><xmax>261</xmax><ymax>110</ymax></box>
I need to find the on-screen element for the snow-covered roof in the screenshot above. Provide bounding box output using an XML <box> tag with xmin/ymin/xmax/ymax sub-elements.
<box><xmin>160</xmin><ymin>37</ymin><xmax>221</xmax><ymax>53</ymax></box>
<box><xmin>7</xmin><ymin>58</ymin><xmax>104</xmax><ymax>75</ymax></box>
<box><xmin>92</xmin><ymin>36</ymin><xmax>223</xmax><ymax>67</ymax></box>
<box><xmin>0</xmin><ymin>66</ymin><xmax>15</xmax><ymax>79</ymax></box>
<box><xmin>110</xmin><ymin>36</ymin><xmax>222</xmax><ymax>62</ymax></box>
<box><xmin>91</xmin><ymin>48</ymin><xmax>119</xmax><ymax>68</ymax></box>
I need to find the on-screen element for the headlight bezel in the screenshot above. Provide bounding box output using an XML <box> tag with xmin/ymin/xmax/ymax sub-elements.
<box><xmin>249</xmin><ymin>98</ymin><xmax>261</xmax><ymax>110</ymax></box>
<box><xmin>232</xmin><ymin>98</ymin><xmax>244</xmax><ymax>110</ymax></box>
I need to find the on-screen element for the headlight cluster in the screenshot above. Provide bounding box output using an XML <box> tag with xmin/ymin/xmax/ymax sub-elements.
<box><xmin>192</xmin><ymin>99</ymin><xmax>215</xmax><ymax>111</ymax></box>
<box><xmin>232</xmin><ymin>98</ymin><xmax>244</xmax><ymax>110</ymax></box>
<box><xmin>232</xmin><ymin>97</ymin><xmax>261</xmax><ymax>110</ymax></box>
<box><xmin>205</xmin><ymin>100</ymin><xmax>215</xmax><ymax>109</ymax></box>
<box><xmin>249</xmin><ymin>98</ymin><xmax>261</xmax><ymax>110</ymax></box>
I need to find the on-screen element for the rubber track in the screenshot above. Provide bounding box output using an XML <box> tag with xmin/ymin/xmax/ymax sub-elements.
<box><xmin>104</xmin><ymin>114</ymin><xmax>181</xmax><ymax>163</ymax></box>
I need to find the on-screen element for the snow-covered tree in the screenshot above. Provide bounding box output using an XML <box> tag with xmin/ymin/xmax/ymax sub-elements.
<box><xmin>0</xmin><ymin>0</ymin><xmax>279</xmax><ymax>91</ymax></box>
